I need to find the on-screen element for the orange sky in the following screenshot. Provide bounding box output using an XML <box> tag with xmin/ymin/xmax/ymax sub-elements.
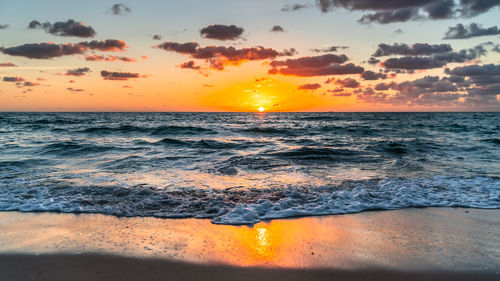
<box><xmin>1</xmin><ymin>1</ymin><xmax>499</xmax><ymax>111</ymax></box>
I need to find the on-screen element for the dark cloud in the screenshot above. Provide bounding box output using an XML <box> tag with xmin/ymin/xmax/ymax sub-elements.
<box><xmin>367</xmin><ymin>57</ymin><xmax>380</xmax><ymax>65</ymax></box>
<box><xmin>489</xmin><ymin>43</ymin><xmax>500</xmax><ymax>52</ymax></box>
<box><xmin>328</xmin><ymin>88</ymin><xmax>352</xmax><ymax>96</ymax></box>
<box><xmin>1</xmin><ymin>43</ymin><xmax>84</xmax><ymax>59</ymax></box>
<box><xmin>0</xmin><ymin>63</ymin><xmax>16</xmax><ymax>67</ymax></box>
<box><xmin>444</xmin><ymin>23</ymin><xmax>500</xmax><ymax>39</ymax></box>
<box><xmin>155</xmin><ymin>42</ymin><xmax>199</xmax><ymax>54</ymax></box>
<box><xmin>22</xmin><ymin>81</ymin><xmax>40</xmax><ymax>87</ymax></box>
<box><xmin>28</xmin><ymin>19</ymin><xmax>96</xmax><ymax>38</ymax></box>
<box><xmin>424</xmin><ymin>0</ymin><xmax>456</xmax><ymax>18</ymax></box>
<box><xmin>460</xmin><ymin>0</ymin><xmax>500</xmax><ymax>16</ymax></box>
<box><xmin>0</xmin><ymin>24</ymin><xmax>9</xmax><ymax>29</ymax></box>
<box><xmin>354</xmin><ymin>73</ymin><xmax>499</xmax><ymax>109</ymax></box>
<box><xmin>356</xmin><ymin>87</ymin><xmax>389</xmax><ymax>103</ymax></box>
<box><xmin>280</xmin><ymin>48</ymin><xmax>298</xmax><ymax>56</ymax></box>
<box><xmin>270</xmin><ymin>54</ymin><xmax>348</xmax><ymax>68</ymax></box>
<box><xmin>109</xmin><ymin>4</ymin><xmax>131</xmax><ymax>15</ymax></box>
<box><xmin>328</xmin><ymin>87</ymin><xmax>344</xmax><ymax>92</ymax></box>
<box><xmin>268</xmin><ymin>54</ymin><xmax>363</xmax><ymax>76</ymax></box>
<box><xmin>382</xmin><ymin>56</ymin><xmax>446</xmax><ymax>69</ymax></box>
<box><xmin>281</xmin><ymin>4</ymin><xmax>311</xmax><ymax>11</ymax></box>
<box><xmin>330</xmin><ymin>91</ymin><xmax>352</xmax><ymax>96</ymax></box>
<box><xmin>373</xmin><ymin>43</ymin><xmax>452</xmax><ymax>57</ymax></box>
<box><xmin>298</xmin><ymin>83</ymin><xmax>321</xmax><ymax>90</ymax></box>
<box><xmin>335</xmin><ymin>78</ymin><xmax>360</xmax><ymax>88</ymax></box>
<box><xmin>357</xmin><ymin>76</ymin><xmax>462</xmax><ymax>106</ymax></box>
<box><xmin>431</xmin><ymin>44</ymin><xmax>486</xmax><ymax>62</ymax></box>
<box><xmin>311</xmin><ymin>46</ymin><xmax>349</xmax><ymax>53</ymax></box>
<box><xmin>269</xmin><ymin>54</ymin><xmax>364</xmax><ymax>76</ymax></box>
<box><xmin>115</xmin><ymin>56</ymin><xmax>136</xmax><ymax>62</ymax></box>
<box><xmin>100</xmin><ymin>71</ymin><xmax>143</xmax><ymax>80</ymax></box>
<box><xmin>270</xmin><ymin>25</ymin><xmax>285</xmax><ymax>32</ymax></box>
<box><xmin>155</xmin><ymin>41</ymin><xmax>294</xmax><ymax>70</ymax></box>
<box><xmin>3</xmin><ymin>76</ymin><xmax>25</xmax><ymax>82</ymax></box>
<box><xmin>78</xmin><ymin>39</ymin><xmax>128</xmax><ymax>51</ymax></box>
<box><xmin>192</xmin><ymin>46</ymin><xmax>290</xmax><ymax>63</ymax></box>
<box><xmin>200</xmin><ymin>25</ymin><xmax>244</xmax><ymax>41</ymax></box>
<box><xmin>28</xmin><ymin>20</ymin><xmax>41</xmax><ymax>29</ymax></box>
<box><xmin>445</xmin><ymin>63</ymin><xmax>500</xmax><ymax>77</ymax></box>
<box><xmin>389</xmin><ymin>76</ymin><xmax>468</xmax><ymax>106</ymax></box>
<box><xmin>180</xmin><ymin>61</ymin><xmax>201</xmax><ymax>70</ymax></box>
<box><xmin>317</xmin><ymin>0</ymin><xmax>438</xmax><ymax>11</ymax></box>
<box><xmin>152</xmin><ymin>34</ymin><xmax>162</xmax><ymax>40</ymax></box>
<box><xmin>270</xmin><ymin>63</ymin><xmax>364</xmax><ymax>76</ymax></box>
<box><xmin>397</xmin><ymin>76</ymin><xmax>458</xmax><ymax>92</ymax></box>
<box><xmin>1</xmin><ymin>39</ymin><xmax>128</xmax><ymax>59</ymax></box>
<box><xmin>325</xmin><ymin>77</ymin><xmax>335</xmax><ymax>84</ymax></box>
<box><xmin>374</xmin><ymin>82</ymin><xmax>396</xmax><ymax>91</ymax></box>
<box><xmin>380</xmin><ymin>44</ymin><xmax>487</xmax><ymax>70</ymax></box>
<box><xmin>84</xmin><ymin>55</ymin><xmax>136</xmax><ymax>62</ymax></box>
<box><xmin>66</xmin><ymin>87</ymin><xmax>85</xmax><ymax>92</ymax></box>
<box><xmin>464</xmin><ymin>83</ymin><xmax>500</xmax><ymax>107</ymax></box>
<box><xmin>361</xmin><ymin>70</ymin><xmax>387</xmax><ymax>80</ymax></box>
<box><xmin>6</xmin><ymin>79</ymin><xmax>40</xmax><ymax>88</ymax></box>
<box><xmin>315</xmin><ymin>0</ymin><xmax>500</xmax><ymax>24</ymax></box>
<box><xmin>66</xmin><ymin>67</ymin><xmax>90</xmax><ymax>76</ymax></box>
<box><xmin>359</xmin><ymin>9</ymin><xmax>419</xmax><ymax>24</ymax></box>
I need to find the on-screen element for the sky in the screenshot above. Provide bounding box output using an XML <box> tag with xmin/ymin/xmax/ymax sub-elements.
<box><xmin>0</xmin><ymin>0</ymin><xmax>499</xmax><ymax>112</ymax></box>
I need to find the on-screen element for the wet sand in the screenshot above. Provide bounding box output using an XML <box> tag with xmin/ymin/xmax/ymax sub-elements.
<box><xmin>0</xmin><ymin>208</ymin><xmax>499</xmax><ymax>280</ymax></box>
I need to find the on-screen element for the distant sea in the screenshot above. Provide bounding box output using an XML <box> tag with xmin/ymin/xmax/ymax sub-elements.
<box><xmin>0</xmin><ymin>112</ymin><xmax>499</xmax><ymax>224</ymax></box>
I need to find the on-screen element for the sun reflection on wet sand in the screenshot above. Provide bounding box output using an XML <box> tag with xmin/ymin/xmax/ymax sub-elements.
<box><xmin>213</xmin><ymin>218</ymin><xmax>361</xmax><ymax>267</ymax></box>
<box><xmin>0</xmin><ymin>209</ymin><xmax>498</xmax><ymax>271</ymax></box>
<box><xmin>255</xmin><ymin>228</ymin><xmax>269</xmax><ymax>255</ymax></box>
<box><xmin>237</xmin><ymin>225</ymin><xmax>277</xmax><ymax>264</ymax></box>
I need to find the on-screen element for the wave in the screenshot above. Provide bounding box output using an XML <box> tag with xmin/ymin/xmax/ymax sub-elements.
<box><xmin>154</xmin><ymin>138</ymin><xmax>253</xmax><ymax>150</ymax></box>
<box><xmin>266</xmin><ymin>146</ymin><xmax>366</xmax><ymax>161</ymax></box>
<box><xmin>78</xmin><ymin>125</ymin><xmax>217</xmax><ymax>136</ymax></box>
<box><xmin>213</xmin><ymin>155</ymin><xmax>285</xmax><ymax>174</ymax></box>
<box><xmin>0</xmin><ymin>176</ymin><xmax>498</xmax><ymax>225</ymax></box>
<box><xmin>155</xmin><ymin>137</ymin><xmax>191</xmax><ymax>146</ymax></box>
<box><xmin>481</xmin><ymin>138</ymin><xmax>500</xmax><ymax>145</ymax></box>
<box><xmin>299</xmin><ymin>116</ymin><xmax>343</xmax><ymax>121</ymax></box>
<box><xmin>0</xmin><ymin>159</ymin><xmax>55</xmax><ymax>172</ymax></box>
<box><xmin>239</xmin><ymin>127</ymin><xmax>294</xmax><ymax>135</ymax></box>
<box><xmin>367</xmin><ymin>139</ymin><xmax>439</xmax><ymax>156</ymax></box>
<box><xmin>39</xmin><ymin>141</ymin><xmax>120</xmax><ymax>156</ymax></box>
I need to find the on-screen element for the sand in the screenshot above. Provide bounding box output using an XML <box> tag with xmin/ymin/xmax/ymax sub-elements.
<box><xmin>0</xmin><ymin>208</ymin><xmax>499</xmax><ymax>280</ymax></box>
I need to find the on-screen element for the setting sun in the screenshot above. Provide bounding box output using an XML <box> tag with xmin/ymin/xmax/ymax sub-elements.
<box><xmin>258</xmin><ymin>106</ymin><xmax>265</xmax><ymax>112</ymax></box>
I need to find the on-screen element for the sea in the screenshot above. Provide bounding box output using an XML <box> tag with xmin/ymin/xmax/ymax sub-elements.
<box><xmin>0</xmin><ymin>112</ymin><xmax>499</xmax><ymax>224</ymax></box>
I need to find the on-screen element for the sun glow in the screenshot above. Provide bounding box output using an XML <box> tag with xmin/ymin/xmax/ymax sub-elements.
<box><xmin>199</xmin><ymin>76</ymin><xmax>331</xmax><ymax>112</ymax></box>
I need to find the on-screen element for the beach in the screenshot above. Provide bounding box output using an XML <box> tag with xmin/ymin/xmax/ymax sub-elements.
<box><xmin>0</xmin><ymin>208</ymin><xmax>498</xmax><ymax>280</ymax></box>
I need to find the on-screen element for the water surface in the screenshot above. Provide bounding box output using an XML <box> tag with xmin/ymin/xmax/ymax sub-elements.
<box><xmin>0</xmin><ymin>112</ymin><xmax>498</xmax><ymax>224</ymax></box>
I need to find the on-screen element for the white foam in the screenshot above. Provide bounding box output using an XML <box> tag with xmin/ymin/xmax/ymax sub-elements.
<box><xmin>0</xmin><ymin>176</ymin><xmax>498</xmax><ymax>225</ymax></box>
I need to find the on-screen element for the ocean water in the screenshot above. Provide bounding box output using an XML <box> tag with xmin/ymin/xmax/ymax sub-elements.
<box><xmin>0</xmin><ymin>112</ymin><xmax>499</xmax><ymax>224</ymax></box>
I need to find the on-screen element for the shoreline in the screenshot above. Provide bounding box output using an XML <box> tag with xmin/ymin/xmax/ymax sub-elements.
<box><xmin>0</xmin><ymin>208</ymin><xmax>499</xmax><ymax>280</ymax></box>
